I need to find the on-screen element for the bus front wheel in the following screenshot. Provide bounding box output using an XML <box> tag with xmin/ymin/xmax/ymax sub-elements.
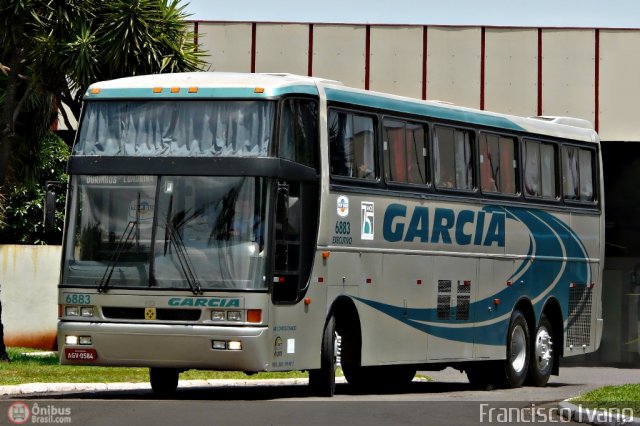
<box><xmin>149</xmin><ymin>367</ymin><xmax>179</xmax><ymax>396</ymax></box>
<box><xmin>308</xmin><ymin>316</ymin><xmax>337</xmax><ymax>396</ymax></box>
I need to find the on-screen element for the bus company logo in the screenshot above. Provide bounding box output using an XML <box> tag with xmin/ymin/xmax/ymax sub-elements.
<box><xmin>361</xmin><ymin>202</ymin><xmax>374</xmax><ymax>240</ymax></box>
<box><xmin>383</xmin><ymin>204</ymin><xmax>505</xmax><ymax>247</ymax></box>
<box><xmin>168</xmin><ymin>297</ymin><xmax>241</xmax><ymax>308</ymax></box>
<box><xmin>337</xmin><ymin>195</ymin><xmax>349</xmax><ymax>217</ymax></box>
<box><xmin>7</xmin><ymin>402</ymin><xmax>30</xmax><ymax>424</ymax></box>
<box><xmin>128</xmin><ymin>198</ymin><xmax>155</xmax><ymax>224</ymax></box>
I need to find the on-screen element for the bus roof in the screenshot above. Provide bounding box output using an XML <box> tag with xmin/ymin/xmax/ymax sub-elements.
<box><xmin>85</xmin><ymin>72</ymin><xmax>327</xmax><ymax>99</ymax></box>
<box><xmin>85</xmin><ymin>72</ymin><xmax>598</xmax><ymax>144</ymax></box>
<box><xmin>320</xmin><ymin>81</ymin><xmax>598</xmax><ymax>143</ymax></box>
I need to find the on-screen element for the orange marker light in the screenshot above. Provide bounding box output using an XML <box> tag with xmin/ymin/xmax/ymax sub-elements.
<box><xmin>170</xmin><ymin>87</ymin><xmax>180</xmax><ymax>93</ymax></box>
<box><xmin>90</xmin><ymin>88</ymin><xmax>101</xmax><ymax>95</ymax></box>
<box><xmin>254</xmin><ymin>87</ymin><xmax>265</xmax><ymax>93</ymax></box>
<box><xmin>247</xmin><ymin>309</ymin><xmax>262</xmax><ymax>323</ymax></box>
<box><xmin>304</xmin><ymin>298</ymin><xmax>312</xmax><ymax>306</ymax></box>
<box><xmin>493</xmin><ymin>298</ymin><xmax>501</xmax><ymax>305</ymax></box>
<box><xmin>188</xmin><ymin>87</ymin><xmax>198</xmax><ymax>93</ymax></box>
<box><xmin>152</xmin><ymin>87</ymin><xmax>163</xmax><ymax>93</ymax></box>
<box><xmin>322</xmin><ymin>251</ymin><xmax>330</xmax><ymax>259</ymax></box>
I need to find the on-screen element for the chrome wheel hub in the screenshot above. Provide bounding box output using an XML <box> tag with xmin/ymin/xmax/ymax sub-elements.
<box><xmin>535</xmin><ymin>327</ymin><xmax>553</xmax><ymax>371</ymax></box>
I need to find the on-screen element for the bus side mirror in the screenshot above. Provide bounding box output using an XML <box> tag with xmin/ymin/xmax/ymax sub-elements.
<box><xmin>44</xmin><ymin>190</ymin><xmax>57</xmax><ymax>229</ymax></box>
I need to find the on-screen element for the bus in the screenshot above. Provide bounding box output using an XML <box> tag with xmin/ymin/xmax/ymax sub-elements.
<box><xmin>55</xmin><ymin>72</ymin><xmax>603</xmax><ymax>396</ymax></box>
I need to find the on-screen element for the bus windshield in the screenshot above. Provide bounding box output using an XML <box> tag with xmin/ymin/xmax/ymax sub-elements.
<box><xmin>63</xmin><ymin>175</ymin><xmax>269</xmax><ymax>291</ymax></box>
<box><xmin>74</xmin><ymin>100</ymin><xmax>275</xmax><ymax>157</ymax></box>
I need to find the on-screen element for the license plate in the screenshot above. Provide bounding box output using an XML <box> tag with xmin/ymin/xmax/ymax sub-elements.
<box><xmin>64</xmin><ymin>348</ymin><xmax>97</xmax><ymax>361</ymax></box>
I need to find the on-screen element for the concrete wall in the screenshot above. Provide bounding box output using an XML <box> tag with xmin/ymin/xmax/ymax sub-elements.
<box><xmin>0</xmin><ymin>245</ymin><xmax>60</xmax><ymax>350</ymax></box>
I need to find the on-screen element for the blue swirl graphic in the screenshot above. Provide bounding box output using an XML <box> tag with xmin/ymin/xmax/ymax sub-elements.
<box><xmin>355</xmin><ymin>206</ymin><xmax>592</xmax><ymax>347</ymax></box>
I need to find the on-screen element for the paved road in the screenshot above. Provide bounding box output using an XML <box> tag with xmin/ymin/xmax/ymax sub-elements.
<box><xmin>0</xmin><ymin>367</ymin><xmax>638</xmax><ymax>425</ymax></box>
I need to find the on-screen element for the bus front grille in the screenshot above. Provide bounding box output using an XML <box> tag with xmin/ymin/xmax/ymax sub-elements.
<box><xmin>102</xmin><ymin>307</ymin><xmax>202</xmax><ymax>321</ymax></box>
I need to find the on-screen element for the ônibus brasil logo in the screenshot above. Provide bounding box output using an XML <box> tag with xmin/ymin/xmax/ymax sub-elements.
<box><xmin>7</xmin><ymin>402</ymin><xmax>30</xmax><ymax>424</ymax></box>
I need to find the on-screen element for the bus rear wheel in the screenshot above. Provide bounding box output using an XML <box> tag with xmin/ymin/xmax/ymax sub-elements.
<box><xmin>501</xmin><ymin>309</ymin><xmax>530</xmax><ymax>388</ymax></box>
<box><xmin>308</xmin><ymin>316</ymin><xmax>337</xmax><ymax>396</ymax></box>
<box><xmin>149</xmin><ymin>367</ymin><xmax>179</xmax><ymax>396</ymax></box>
<box><xmin>526</xmin><ymin>314</ymin><xmax>554</xmax><ymax>387</ymax></box>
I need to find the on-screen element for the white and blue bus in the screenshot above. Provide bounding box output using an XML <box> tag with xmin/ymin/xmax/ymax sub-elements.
<box><xmin>56</xmin><ymin>72</ymin><xmax>603</xmax><ymax>395</ymax></box>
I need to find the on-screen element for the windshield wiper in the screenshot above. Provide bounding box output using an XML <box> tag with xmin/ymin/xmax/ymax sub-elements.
<box><xmin>165</xmin><ymin>221</ymin><xmax>203</xmax><ymax>295</ymax></box>
<box><xmin>97</xmin><ymin>220</ymin><xmax>137</xmax><ymax>293</ymax></box>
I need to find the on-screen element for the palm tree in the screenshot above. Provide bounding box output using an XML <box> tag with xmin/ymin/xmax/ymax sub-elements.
<box><xmin>0</xmin><ymin>0</ymin><xmax>206</xmax><ymax>186</ymax></box>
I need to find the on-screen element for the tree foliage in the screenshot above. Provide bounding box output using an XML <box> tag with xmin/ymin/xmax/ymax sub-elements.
<box><xmin>0</xmin><ymin>0</ymin><xmax>206</xmax><ymax>187</ymax></box>
<box><xmin>0</xmin><ymin>131</ymin><xmax>68</xmax><ymax>244</ymax></box>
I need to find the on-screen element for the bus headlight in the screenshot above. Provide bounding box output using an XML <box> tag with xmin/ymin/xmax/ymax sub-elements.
<box><xmin>79</xmin><ymin>336</ymin><xmax>92</xmax><ymax>345</ymax></box>
<box><xmin>80</xmin><ymin>307</ymin><xmax>94</xmax><ymax>317</ymax></box>
<box><xmin>65</xmin><ymin>335</ymin><xmax>79</xmax><ymax>345</ymax></box>
<box><xmin>65</xmin><ymin>306</ymin><xmax>80</xmax><ymax>317</ymax></box>
<box><xmin>227</xmin><ymin>311</ymin><xmax>242</xmax><ymax>321</ymax></box>
<box><xmin>211</xmin><ymin>311</ymin><xmax>225</xmax><ymax>321</ymax></box>
<box><xmin>212</xmin><ymin>340</ymin><xmax>227</xmax><ymax>350</ymax></box>
<box><xmin>227</xmin><ymin>340</ymin><xmax>242</xmax><ymax>351</ymax></box>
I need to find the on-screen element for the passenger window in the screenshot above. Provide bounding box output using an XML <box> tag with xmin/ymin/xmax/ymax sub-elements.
<box><xmin>383</xmin><ymin>119</ymin><xmax>428</xmax><ymax>185</ymax></box>
<box><xmin>479</xmin><ymin>134</ymin><xmax>517</xmax><ymax>195</ymax></box>
<box><xmin>329</xmin><ymin>109</ymin><xmax>376</xmax><ymax>180</ymax></box>
<box><xmin>278</xmin><ymin>98</ymin><xmax>319</xmax><ymax>170</ymax></box>
<box><xmin>562</xmin><ymin>146</ymin><xmax>595</xmax><ymax>202</ymax></box>
<box><xmin>434</xmin><ymin>126</ymin><xmax>474</xmax><ymax>190</ymax></box>
<box><xmin>523</xmin><ymin>139</ymin><xmax>557</xmax><ymax>199</ymax></box>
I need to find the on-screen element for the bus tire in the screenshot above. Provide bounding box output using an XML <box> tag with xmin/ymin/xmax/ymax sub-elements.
<box><xmin>342</xmin><ymin>362</ymin><xmax>368</xmax><ymax>389</ymax></box>
<box><xmin>308</xmin><ymin>316</ymin><xmax>337</xmax><ymax>396</ymax></box>
<box><xmin>149</xmin><ymin>368</ymin><xmax>179</xmax><ymax>396</ymax></box>
<box><xmin>527</xmin><ymin>314</ymin><xmax>554</xmax><ymax>387</ymax></box>
<box><xmin>501</xmin><ymin>309</ymin><xmax>530</xmax><ymax>388</ymax></box>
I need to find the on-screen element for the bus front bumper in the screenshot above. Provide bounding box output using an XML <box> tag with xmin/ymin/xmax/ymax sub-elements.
<box><xmin>58</xmin><ymin>321</ymin><xmax>271</xmax><ymax>372</ymax></box>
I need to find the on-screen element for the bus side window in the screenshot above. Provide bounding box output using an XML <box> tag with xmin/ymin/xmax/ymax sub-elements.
<box><xmin>383</xmin><ymin>118</ymin><xmax>428</xmax><ymax>185</ymax></box>
<box><xmin>562</xmin><ymin>145</ymin><xmax>595</xmax><ymax>202</ymax></box>
<box><xmin>479</xmin><ymin>133</ymin><xmax>517</xmax><ymax>195</ymax></box>
<box><xmin>434</xmin><ymin>126</ymin><xmax>474</xmax><ymax>190</ymax></box>
<box><xmin>329</xmin><ymin>109</ymin><xmax>377</xmax><ymax>180</ymax></box>
<box><xmin>279</xmin><ymin>98</ymin><xmax>319</xmax><ymax>170</ymax></box>
<box><xmin>523</xmin><ymin>139</ymin><xmax>557</xmax><ymax>199</ymax></box>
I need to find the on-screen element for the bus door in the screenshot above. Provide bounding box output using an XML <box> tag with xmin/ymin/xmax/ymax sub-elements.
<box><xmin>269</xmin><ymin>179</ymin><xmax>321</xmax><ymax>369</ymax></box>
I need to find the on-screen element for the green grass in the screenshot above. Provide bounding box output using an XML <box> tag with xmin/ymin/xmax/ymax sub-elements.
<box><xmin>571</xmin><ymin>383</ymin><xmax>640</xmax><ymax>413</ymax></box>
<box><xmin>0</xmin><ymin>347</ymin><xmax>309</xmax><ymax>386</ymax></box>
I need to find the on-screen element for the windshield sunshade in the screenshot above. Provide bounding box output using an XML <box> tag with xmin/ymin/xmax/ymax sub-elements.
<box><xmin>74</xmin><ymin>100</ymin><xmax>274</xmax><ymax>157</ymax></box>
